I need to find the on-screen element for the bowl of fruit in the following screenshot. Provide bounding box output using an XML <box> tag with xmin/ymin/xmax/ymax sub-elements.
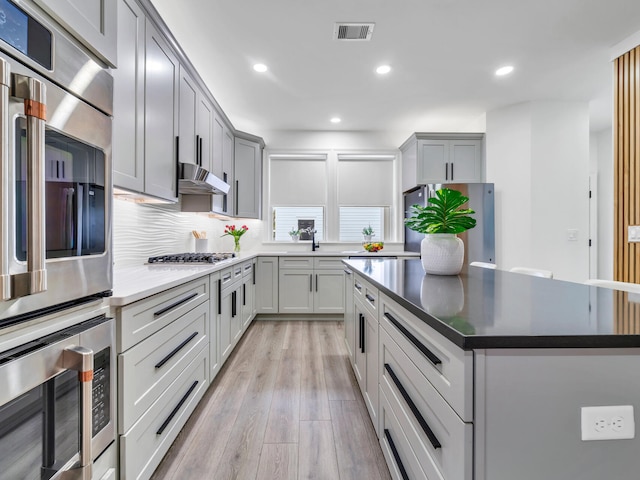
<box><xmin>363</xmin><ymin>242</ymin><xmax>384</xmax><ymax>253</ymax></box>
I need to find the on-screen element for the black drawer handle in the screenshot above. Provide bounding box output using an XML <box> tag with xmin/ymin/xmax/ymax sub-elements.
<box><xmin>217</xmin><ymin>279</ymin><xmax>222</xmax><ymax>315</ymax></box>
<box><xmin>385</xmin><ymin>363</ymin><xmax>442</xmax><ymax>449</ymax></box>
<box><xmin>384</xmin><ymin>312</ymin><xmax>441</xmax><ymax>366</ymax></box>
<box><xmin>360</xmin><ymin>313</ymin><xmax>366</xmax><ymax>354</ymax></box>
<box><xmin>253</xmin><ymin>264</ymin><xmax>256</xmax><ymax>285</ymax></box>
<box><xmin>232</xmin><ymin>290</ymin><xmax>237</xmax><ymax>317</ymax></box>
<box><xmin>358</xmin><ymin>313</ymin><xmax>363</xmax><ymax>351</ymax></box>
<box><xmin>154</xmin><ymin>292</ymin><xmax>198</xmax><ymax>317</ymax></box>
<box><xmin>354</xmin><ymin>282</ymin><xmax>362</xmax><ymax>291</ymax></box>
<box><xmin>384</xmin><ymin>429</ymin><xmax>410</xmax><ymax>480</ymax></box>
<box><xmin>365</xmin><ymin>293</ymin><xmax>375</xmax><ymax>304</ymax></box>
<box><xmin>155</xmin><ymin>332</ymin><xmax>199</xmax><ymax>369</ymax></box>
<box><xmin>243</xmin><ymin>283</ymin><xmax>246</xmax><ymax>306</ymax></box>
<box><xmin>156</xmin><ymin>380</ymin><xmax>199</xmax><ymax>436</ymax></box>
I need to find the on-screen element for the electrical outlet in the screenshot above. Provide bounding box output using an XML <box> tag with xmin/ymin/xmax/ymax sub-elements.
<box><xmin>581</xmin><ymin>405</ymin><xmax>635</xmax><ymax>441</ymax></box>
<box><xmin>628</xmin><ymin>226</ymin><xmax>640</xmax><ymax>242</ymax></box>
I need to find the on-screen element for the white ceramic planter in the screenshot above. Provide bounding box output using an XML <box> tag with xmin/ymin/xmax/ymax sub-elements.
<box><xmin>420</xmin><ymin>234</ymin><xmax>464</xmax><ymax>275</ymax></box>
<box><xmin>363</xmin><ymin>234</ymin><xmax>373</xmax><ymax>243</ymax></box>
<box><xmin>290</xmin><ymin>235</ymin><xmax>300</xmax><ymax>242</ymax></box>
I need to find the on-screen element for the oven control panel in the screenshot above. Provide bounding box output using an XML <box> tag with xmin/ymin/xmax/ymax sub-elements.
<box><xmin>92</xmin><ymin>347</ymin><xmax>110</xmax><ymax>435</ymax></box>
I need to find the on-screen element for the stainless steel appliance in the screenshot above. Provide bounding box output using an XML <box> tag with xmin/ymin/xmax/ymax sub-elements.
<box><xmin>404</xmin><ymin>183</ymin><xmax>495</xmax><ymax>264</ymax></box>
<box><xmin>0</xmin><ymin>315</ymin><xmax>115</xmax><ymax>480</ymax></box>
<box><xmin>0</xmin><ymin>0</ymin><xmax>113</xmax><ymax>324</ymax></box>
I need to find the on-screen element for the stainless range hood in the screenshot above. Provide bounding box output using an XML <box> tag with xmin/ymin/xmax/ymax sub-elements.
<box><xmin>179</xmin><ymin>163</ymin><xmax>230</xmax><ymax>195</ymax></box>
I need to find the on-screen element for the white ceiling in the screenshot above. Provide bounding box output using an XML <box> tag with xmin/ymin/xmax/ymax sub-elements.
<box><xmin>149</xmin><ymin>0</ymin><xmax>640</xmax><ymax>142</ymax></box>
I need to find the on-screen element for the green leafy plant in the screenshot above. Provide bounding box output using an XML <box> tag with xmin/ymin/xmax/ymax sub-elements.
<box><xmin>362</xmin><ymin>225</ymin><xmax>374</xmax><ymax>236</ymax></box>
<box><xmin>405</xmin><ymin>188</ymin><xmax>476</xmax><ymax>234</ymax></box>
<box><xmin>289</xmin><ymin>227</ymin><xmax>301</xmax><ymax>236</ymax></box>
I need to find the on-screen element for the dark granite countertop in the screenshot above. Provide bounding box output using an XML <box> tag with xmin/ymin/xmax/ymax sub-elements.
<box><xmin>343</xmin><ymin>258</ymin><xmax>640</xmax><ymax>350</ymax></box>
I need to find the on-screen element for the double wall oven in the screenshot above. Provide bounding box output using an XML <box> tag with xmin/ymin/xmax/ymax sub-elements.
<box><xmin>0</xmin><ymin>1</ymin><xmax>115</xmax><ymax>479</ymax></box>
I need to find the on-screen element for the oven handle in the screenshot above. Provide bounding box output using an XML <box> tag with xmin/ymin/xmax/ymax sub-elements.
<box><xmin>12</xmin><ymin>73</ymin><xmax>47</xmax><ymax>296</ymax></box>
<box><xmin>0</xmin><ymin>59</ymin><xmax>10</xmax><ymax>300</ymax></box>
<box><xmin>63</xmin><ymin>345</ymin><xmax>94</xmax><ymax>479</ymax></box>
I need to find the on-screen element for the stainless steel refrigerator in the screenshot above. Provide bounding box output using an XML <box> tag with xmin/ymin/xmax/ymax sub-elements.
<box><xmin>404</xmin><ymin>183</ymin><xmax>495</xmax><ymax>264</ymax></box>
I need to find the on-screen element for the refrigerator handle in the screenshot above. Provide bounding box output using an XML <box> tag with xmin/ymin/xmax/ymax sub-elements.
<box><xmin>0</xmin><ymin>59</ymin><xmax>10</xmax><ymax>300</ymax></box>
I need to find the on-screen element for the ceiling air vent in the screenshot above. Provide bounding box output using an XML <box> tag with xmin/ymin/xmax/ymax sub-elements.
<box><xmin>333</xmin><ymin>23</ymin><xmax>375</xmax><ymax>41</ymax></box>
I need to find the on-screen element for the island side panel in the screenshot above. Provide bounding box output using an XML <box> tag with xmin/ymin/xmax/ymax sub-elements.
<box><xmin>475</xmin><ymin>348</ymin><xmax>640</xmax><ymax>480</ymax></box>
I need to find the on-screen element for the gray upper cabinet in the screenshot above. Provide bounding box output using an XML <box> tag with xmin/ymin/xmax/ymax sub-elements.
<box><xmin>179</xmin><ymin>67</ymin><xmax>215</xmax><ymax>171</ymax></box>
<box><xmin>113</xmin><ymin>0</ymin><xmax>145</xmax><ymax>193</ymax></box>
<box><xmin>234</xmin><ymin>136</ymin><xmax>262</xmax><ymax>219</ymax></box>
<box><xmin>401</xmin><ymin>133</ymin><xmax>484</xmax><ymax>191</ymax></box>
<box><xmin>211</xmin><ymin>113</ymin><xmax>235</xmax><ymax>215</ymax></box>
<box><xmin>143</xmin><ymin>20</ymin><xmax>179</xmax><ymax>202</ymax></box>
<box><xmin>34</xmin><ymin>0</ymin><xmax>117</xmax><ymax>66</ymax></box>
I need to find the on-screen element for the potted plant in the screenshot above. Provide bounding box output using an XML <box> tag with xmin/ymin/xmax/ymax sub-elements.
<box><xmin>221</xmin><ymin>224</ymin><xmax>248</xmax><ymax>253</ymax></box>
<box><xmin>405</xmin><ymin>188</ymin><xmax>476</xmax><ymax>275</ymax></box>
<box><xmin>289</xmin><ymin>227</ymin><xmax>301</xmax><ymax>242</ymax></box>
<box><xmin>362</xmin><ymin>225</ymin><xmax>374</xmax><ymax>243</ymax></box>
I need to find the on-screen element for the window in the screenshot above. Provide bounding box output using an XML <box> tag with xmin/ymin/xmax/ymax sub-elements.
<box><xmin>267</xmin><ymin>151</ymin><xmax>397</xmax><ymax>242</ymax></box>
<box><xmin>339</xmin><ymin>207</ymin><xmax>385</xmax><ymax>241</ymax></box>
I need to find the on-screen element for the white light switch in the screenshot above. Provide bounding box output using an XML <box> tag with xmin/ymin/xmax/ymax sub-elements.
<box><xmin>629</xmin><ymin>226</ymin><xmax>640</xmax><ymax>242</ymax></box>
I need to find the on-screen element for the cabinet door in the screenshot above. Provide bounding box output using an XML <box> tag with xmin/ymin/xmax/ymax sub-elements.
<box><xmin>278</xmin><ymin>269</ymin><xmax>314</xmax><ymax>313</ymax></box>
<box><xmin>178</xmin><ymin>67</ymin><xmax>198</xmax><ymax>166</ymax></box>
<box><xmin>418</xmin><ymin>139</ymin><xmax>449</xmax><ymax>183</ymax></box>
<box><xmin>231</xmin><ymin>286</ymin><xmax>243</xmax><ymax>344</ymax></box>
<box><xmin>363</xmin><ymin>308</ymin><xmax>379</xmax><ymax>432</ymax></box>
<box><xmin>223</xmin><ymin>128</ymin><xmax>235</xmax><ymax>215</ymax></box>
<box><xmin>144</xmin><ymin>21</ymin><xmax>179</xmax><ymax>202</ymax></box>
<box><xmin>256</xmin><ymin>257</ymin><xmax>279</xmax><ymax>313</ymax></box>
<box><xmin>198</xmin><ymin>97</ymin><xmax>214</xmax><ymax>172</ymax></box>
<box><xmin>112</xmin><ymin>0</ymin><xmax>145</xmax><ymax>192</ymax></box>
<box><xmin>314</xmin><ymin>269</ymin><xmax>345</xmax><ymax>314</ymax></box>
<box><xmin>220</xmin><ymin>287</ymin><xmax>234</xmax><ymax>362</ymax></box>
<box><xmin>344</xmin><ymin>268</ymin><xmax>355</xmax><ymax>362</ymax></box>
<box><xmin>34</xmin><ymin>0</ymin><xmax>117</xmax><ymax>66</ymax></box>
<box><xmin>234</xmin><ymin>137</ymin><xmax>262</xmax><ymax>218</ymax></box>
<box><xmin>241</xmin><ymin>277</ymin><xmax>254</xmax><ymax>331</ymax></box>
<box><xmin>353</xmin><ymin>301</ymin><xmax>366</xmax><ymax>387</ymax></box>
<box><xmin>449</xmin><ymin>140</ymin><xmax>482</xmax><ymax>182</ymax></box>
<box><xmin>209</xmin><ymin>273</ymin><xmax>221</xmax><ymax>381</ymax></box>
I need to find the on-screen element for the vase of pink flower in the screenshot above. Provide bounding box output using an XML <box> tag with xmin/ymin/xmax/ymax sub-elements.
<box><xmin>222</xmin><ymin>224</ymin><xmax>248</xmax><ymax>253</ymax></box>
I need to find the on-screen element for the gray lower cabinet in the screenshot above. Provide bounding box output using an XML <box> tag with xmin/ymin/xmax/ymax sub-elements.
<box><xmin>256</xmin><ymin>256</ymin><xmax>279</xmax><ymax>313</ymax></box>
<box><xmin>115</xmin><ymin>276</ymin><xmax>211</xmax><ymax>480</ymax></box>
<box><xmin>209</xmin><ymin>271</ymin><xmax>221</xmax><ymax>381</ymax></box>
<box><xmin>278</xmin><ymin>257</ymin><xmax>345</xmax><ymax>314</ymax></box>
<box><xmin>113</xmin><ymin>4</ymin><xmax>180</xmax><ymax>202</ymax></box>
<box><xmin>220</xmin><ymin>264</ymin><xmax>245</xmax><ymax>363</ymax></box>
<box><xmin>33</xmin><ymin>0</ymin><xmax>117</xmax><ymax>66</ymax></box>
<box><xmin>241</xmin><ymin>260</ymin><xmax>256</xmax><ymax>330</ymax></box>
<box><xmin>343</xmin><ymin>266</ymin><xmax>356</xmax><ymax>361</ymax></box>
<box><xmin>234</xmin><ymin>136</ymin><xmax>263</xmax><ymax>218</ymax></box>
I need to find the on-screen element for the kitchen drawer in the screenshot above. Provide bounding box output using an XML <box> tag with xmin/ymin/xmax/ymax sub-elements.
<box><xmin>118</xmin><ymin>300</ymin><xmax>209</xmax><ymax>432</ymax></box>
<box><xmin>354</xmin><ymin>274</ymin><xmax>378</xmax><ymax>319</ymax></box>
<box><xmin>380</xmin><ymin>388</ymin><xmax>429</xmax><ymax>480</ymax></box>
<box><xmin>120</xmin><ymin>345</ymin><xmax>209</xmax><ymax>480</ymax></box>
<box><xmin>380</xmin><ymin>327</ymin><xmax>473</xmax><ymax>480</ymax></box>
<box><xmin>279</xmin><ymin>256</ymin><xmax>314</xmax><ymax>269</ymax></box>
<box><xmin>242</xmin><ymin>260</ymin><xmax>254</xmax><ymax>277</ymax></box>
<box><xmin>117</xmin><ymin>276</ymin><xmax>209</xmax><ymax>352</ymax></box>
<box><xmin>380</xmin><ymin>293</ymin><xmax>473</xmax><ymax>422</ymax></box>
<box><xmin>233</xmin><ymin>263</ymin><xmax>244</xmax><ymax>280</ymax></box>
<box><xmin>313</xmin><ymin>256</ymin><xmax>345</xmax><ymax>269</ymax></box>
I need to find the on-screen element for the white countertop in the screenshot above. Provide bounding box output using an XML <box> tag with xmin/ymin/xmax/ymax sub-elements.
<box><xmin>111</xmin><ymin>251</ymin><xmax>418</xmax><ymax>306</ymax></box>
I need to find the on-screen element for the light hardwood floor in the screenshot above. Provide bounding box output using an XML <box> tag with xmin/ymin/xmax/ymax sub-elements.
<box><xmin>151</xmin><ymin>320</ymin><xmax>391</xmax><ymax>480</ymax></box>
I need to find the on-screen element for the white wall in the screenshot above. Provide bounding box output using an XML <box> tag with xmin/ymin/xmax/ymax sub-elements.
<box><xmin>591</xmin><ymin>128</ymin><xmax>614</xmax><ymax>279</ymax></box>
<box><xmin>486</xmin><ymin>101</ymin><xmax>591</xmax><ymax>282</ymax></box>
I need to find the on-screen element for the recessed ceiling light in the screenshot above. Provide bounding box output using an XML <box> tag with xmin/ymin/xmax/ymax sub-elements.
<box><xmin>253</xmin><ymin>63</ymin><xmax>268</xmax><ymax>73</ymax></box>
<box><xmin>495</xmin><ymin>65</ymin><xmax>514</xmax><ymax>76</ymax></box>
<box><xmin>330</xmin><ymin>117</ymin><xmax>341</xmax><ymax>124</ymax></box>
<box><xmin>376</xmin><ymin>65</ymin><xmax>391</xmax><ymax>74</ymax></box>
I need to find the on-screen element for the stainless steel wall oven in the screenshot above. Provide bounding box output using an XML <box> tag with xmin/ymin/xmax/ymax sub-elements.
<box><xmin>0</xmin><ymin>0</ymin><xmax>113</xmax><ymax>325</ymax></box>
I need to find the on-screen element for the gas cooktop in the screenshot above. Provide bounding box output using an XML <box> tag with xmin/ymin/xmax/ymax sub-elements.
<box><xmin>147</xmin><ymin>252</ymin><xmax>236</xmax><ymax>264</ymax></box>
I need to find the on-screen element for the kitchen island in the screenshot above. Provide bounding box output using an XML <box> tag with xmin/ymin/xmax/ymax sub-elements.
<box><xmin>343</xmin><ymin>257</ymin><xmax>640</xmax><ymax>480</ymax></box>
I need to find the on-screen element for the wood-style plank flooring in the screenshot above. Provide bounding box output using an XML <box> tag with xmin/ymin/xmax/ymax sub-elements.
<box><xmin>151</xmin><ymin>320</ymin><xmax>391</xmax><ymax>480</ymax></box>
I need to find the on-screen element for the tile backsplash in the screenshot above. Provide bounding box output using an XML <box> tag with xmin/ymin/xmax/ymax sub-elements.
<box><xmin>113</xmin><ymin>199</ymin><xmax>263</xmax><ymax>267</ymax></box>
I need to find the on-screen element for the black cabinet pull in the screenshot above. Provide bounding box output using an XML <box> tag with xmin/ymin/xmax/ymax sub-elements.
<box><xmin>196</xmin><ymin>134</ymin><xmax>200</xmax><ymax>165</ymax></box>
<box><xmin>253</xmin><ymin>264</ymin><xmax>256</xmax><ymax>285</ymax></box>
<box><xmin>384</xmin><ymin>312</ymin><xmax>442</xmax><ymax>366</ymax></box>
<box><xmin>359</xmin><ymin>313</ymin><xmax>366</xmax><ymax>354</ymax></box>
<box><xmin>315</xmin><ymin>274</ymin><xmax>318</xmax><ymax>292</ymax></box>
<box><xmin>217</xmin><ymin>279</ymin><xmax>222</xmax><ymax>315</ymax></box>
<box><xmin>154</xmin><ymin>292</ymin><xmax>198</xmax><ymax>317</ymax></box>
<box><xmin>358</xmin><ymin>313</ymin><xmax>363</xmax><ymax>351</ymax></box>
<box><xmin>445</xmin><ymin>162</ymin><xmax>448</xmax><ymax>181</ymax></box>
<box><xmin>385</xmin><ymin>363</ymin><xmax>442</xmax><ymax>449</ymax></box>
<box><xmin>384</xmin><ymin>429</ymin><xmax>410</xmax><ymax>480</ymax></box>
<box><xmin>365</xmin><ymin>293</ymin><xmax>375</xmax><ymax>304</ymax></box>
<box><xmin>175</xmin><ymin>136</ymin><xmax>180</xmax><ymax>194</ymax></box>
<box><xmin>451</xmin><ymin>162</ymin><xmax>454</xmax><ymax>180</ymax></box>
<box><xmin>354</xmin><ymin>282</ymin><xmax>362</xmax><ymax>291</ymax></box>
<box><xmin>223</xmin><ymin>172</ymin><xmax>228</xmax><ymax>212</ymax></box>
<box><xmin>235</xmin><ymin>180</ymin><xmax>239</xmax><ymax>214</ymax></box>
<box><xmin>243</xmin><ymin>283</ymin><xmax>246</xmax><ymax>306</ymax></box>
<box><xmin>199</xmin><ymin>136</ymin><xmax>203</xmax><ymax>166</ymax></box>
<box><xmin>309</xmin><ymin>274</ymin><xmax>313</xmax><ymax>292</ymax></box>
<box><xmin>156</xmin><ymin>381</ymin><xmax>198</xmax><ymax>436</ymax></box>
<box><xmin>232</xmin><ymin>290</ymin><xmax>236</xmax><ymax>317</ymax></box>
<box><xmin>155</xmin><ymin>332</ymin><xmax>199</xmax><ymax>369</ymax></box>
